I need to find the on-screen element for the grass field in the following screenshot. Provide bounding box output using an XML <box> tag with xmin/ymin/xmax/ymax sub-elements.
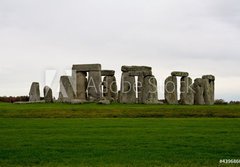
<box><xmin>0</xmin><ymin>102</ymin><xmax>240</xmax><ymax>118</ymax></box>
<box><xmin>0</xmin><ymin>103</ymin><xmax>240</xmax><ymax>167</ymax></box>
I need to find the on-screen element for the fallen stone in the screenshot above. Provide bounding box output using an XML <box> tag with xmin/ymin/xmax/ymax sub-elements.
<box><xmin>98</xmin><ymin>98</ymin><xmax>111</xmax><ymax>105</ymax></box>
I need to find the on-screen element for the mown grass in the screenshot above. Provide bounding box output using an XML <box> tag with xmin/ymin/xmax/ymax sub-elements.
<box><xmin>0</xmin><ymin>102</ymin><xmax>240</xmax><ymax>118</ymax></box>
<box><xmin>0</xmin><ymin>118</ymin><xmax>239</xmax><ymax>167</ymax></box>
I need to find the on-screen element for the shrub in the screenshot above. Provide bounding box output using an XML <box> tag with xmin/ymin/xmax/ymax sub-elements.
<box><xmin>214</xmin><ymin>99</ymin><xmax>228</xmax><ymax>105</ymax></box>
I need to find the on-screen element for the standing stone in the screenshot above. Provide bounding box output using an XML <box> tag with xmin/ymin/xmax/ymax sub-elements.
<box><xmin>165</xmin><ymin>76</ymin><xmax>178</xmax><ymax>104</ymax></box>
<box><xmin>87</xmin><ymin>71</ymin><xmax>102</xmax><ymax>101</ymax></box>
<box><xmin>102</xmin><ymin>76</ymin><xmax>118</xmax><ymax>102</ymax></box>
<box><xmin>120</xmin><ymin>72</ymin><xmax>136</xmax><ymax>103</ymax></box>
<box><xmin>142</xmin><ymin>76</ymin><xmax>158</xmax><ymax>104</ymax></box>
<box><xmin>44</xmin><ymin>86</ymin><xmax>53</xmax><ymax>103</ymax></box>
<box><xmin>58</xmin><ymin>76</ymin><xmax>75</xmax><ymax>102</ymax></box>
<box><xmin>73</xmin><ymin>71</ymin><xmax>87</xmax><ymax>101</ymax></box>
<box><xmin>193</xmin><ymin>78</ymin><xmax>205</xmax><ymax>105</ymax></box>
<box><xmin>29</xmin><ymin>82</ymin><xmax>40</xmax><ymax>102</ymax></box>
<box><xmin>180</xmin><ymin>77</ymin><xmax>194</xmax><ymax>105</ymax></box>
<box><xmin>202</xmin><ymin>75</ymin><xmax>215</xmax><ymax>105</ymax></box>
<box><xmin>137</xmin><ymin>75</ymin><xmax>144</xmax><ymax>103</ymax></box>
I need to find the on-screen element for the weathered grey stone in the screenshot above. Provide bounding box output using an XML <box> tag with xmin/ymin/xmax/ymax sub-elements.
<box><xmin>70</xmin><ymin>99</ymin><xmax>86</xmax><ymax>104</ymax></box>
<box><xmin>72</xmin><ymin>64</ymin><xmax>101</xmax><ymax>72</ymax></box>
<box><xmin>102</xmin><ymin>76</ymin><xmax>118</xmax><ymax>102</ymax></box>
<box><xmin>202</xmin><ymin>77</ymin><xmax>215</xmax><ymax>105</ymax></box>
<box><xmin>129</xmin><ymin>70</ymin><xmax>152</xmax><ymax>76</ymax></box>
<box><xmin>87</xmin><ymin>71</ymin><xmax>102</xmax><ymax>101</ymax></box>
<box><xmin>193</xmin><ymin>78</ymin><xmax>205</xmax><ymax>105</ymax></box>
<box><xmin>142</xmin><ymin>76</ymin><xmax>158</xmax><ymax>104</ymax></box>
<box><xmin>137</xmin><ymin>75</ymin><xmax>144</xmax><ymax>103</ymax></box>
<box><xmin>202</xmin><ymin>75</ymin><xmax>215</xmax><ymax>81</ymax></box>
<box><xmin>119</xmin><ymin>72</ymin><xmax>136</xmax><ymax>103</ymax></box>
<box><xmin>171</xmin><ymin>71</ymin><xmax>189</xmax><ymax>77</ymax></box>
<box><xmin>164</xmin><ymin>76</ymin><xmax>178</xmax><ymax>104</ymax></box>
<box><xmin>98</xmin><ymin>97</ymin><xmax>111</xmax><ymax>105</ymax></box>
<box><xmin>121</xmin><ymin>66</ymin><xmax>152</xmax><ymax>72</ymax></box>
<box><xmin>44</xmin><ymin>86</ymin><xmax>53</xmax><ymax>103</ymax></box>
<box><xmin>180</xmin><ymin>77</ymin><xmax>194</xmax><ymax>105</ymax></box>
<box><xmin>72</xmin><ymin>71</ymin><xmax>87</xmax><ymax>100</ymax></box>
<box><xmin>58</xmin><ymin>76</ymin><xmax>75</xmax><ymax>102</ymax></box>
<box><xmin>29</xmin><ymin>82</ymin><xmax>40</xmax><ymax>102</ymax></box>
<box><xmin>101</xmin><ymin>70</ymin><xmax>115</xmax><ymax>76</ymax></box>
<box><xmin>15</xmin><ymin>101</ymin><xmax>45</xmax><ymax>104</ymax></box>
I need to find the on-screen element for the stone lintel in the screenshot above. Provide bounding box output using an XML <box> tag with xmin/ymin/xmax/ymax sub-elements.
<box><xmin>121</xmin><ymin>66</ymin><xmax>152</xmax><ymax>72</ymax></box>
<box><xmin>72</xmin><ymin>64</ymin><xmax>101</xmax><ymax>72</ymax></box>
<box><xmin>171</xmin><ymin>71</ymin><xmax>189</xmax><ymax>77</ymax></box>
<box><xmin>202</xmin><ymin>75</ymin><xmax>215</xmax><ymax>81</ymax></box>
<box><xmin>101</xmin><ymin>70</ymin><xmax>115</xmax><ymax>76</ymax></box>
<box><xmin>128</xmin><ymin>70</ymin><xmax>152</xmax><ymax>76</ymax></box>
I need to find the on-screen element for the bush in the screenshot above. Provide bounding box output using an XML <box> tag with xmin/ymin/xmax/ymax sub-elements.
<box><xmin>0</xmin><ymin>96</ymin><xmax>29</xmax><ymax>103</ymax></box>
<box><xmin>214</xmin><ymin>99</ymin><xmax>228</xmax><ymax>105</ymax></box>
<box><xmin>229</xmin><ymin>101</ymin><xmax>240</xmax><ymax>104</ymax></box>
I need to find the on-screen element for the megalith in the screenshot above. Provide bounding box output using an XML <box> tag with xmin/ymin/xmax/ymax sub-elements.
<box><xmin>72</xmin><ymin>64</ymin><xmax>102</xmax><ymax>101</ymax></box>
<box><xmin>102</xmin><ymin>70</ymin><xmax>118</xmax><ymax>102</ymax></box>
<box><xmin>58</xmin><ymin>76</ymin><xmax>75</xmax><ymax>102</ymax></box>
<box><xmin>119</xmin><ymin>72</ymin><xmax>136</xmax><ymax>103</ymax></box>
<box><xmin>29</xmin><ymin>82</ymin><xmax>40</xmax><ymax>102</ymax></box>
<box><xmin>72</xmin><ymin>71</ymin><xmax>87</xmax><ymax>101</ymax></box>
<box><xmin>202</xmin><ymin>75</ymin><xmax>215</xmax><ymax>105</ymax></box>
<box><xmin>142</xmin><ymin>75</ymin><xmax>158</xmax><ymax>104</ymax></box>
<box><xmin>44</xmin><ymin>86</ymin><xmax>53</xmax><ymax>103</ymax></box>
<box><xmin>193</xmin><ymin>78</ymin><xmax>205</xmax><ymax>105</ymax></box>
<box><xmin>120</xmin><ymin>65</ymin><xmax>157</xmax><ymax>104</ymax></box>
<box><xmin>180</xmin><ymin>77</ymin><xmax>194</xmax><ymax>105</ymax></box>
<box><xmin>164</xmin><ymin>76</ymin><xmax>178</xmax><ymax>104</ymax></box>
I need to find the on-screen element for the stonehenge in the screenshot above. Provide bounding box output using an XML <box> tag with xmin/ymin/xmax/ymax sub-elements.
<box><xmin>27</xmin><ymin>64</ymin><xmax>215</xmax><ymax>105</ymax></box>
<box><xmin>193</xmin><ymin>75</ymin><xmax>215</xmax><ymax>105</ymax></box>
<box><xmin>119</xmin><ymin>66</ymin><xmax>158</xmax><ymax>104</ymax></box>
<box><xmin>165</xmin><ymin>71</ymin><xmax>194</xmax><ymax>105</ymax></box>
<box><xmin>72</xmin><ymin>64</ymin><xmax>102</xmax><ymax>101</ymax></box>
<box><xmin>164</xmin><ymin>71</ymin><xmax>215</xmax><ymax>105</ymax></box>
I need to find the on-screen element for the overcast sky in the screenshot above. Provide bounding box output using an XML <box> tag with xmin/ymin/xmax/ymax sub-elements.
<box><xmin>0</xmin><ymin>0</ymin><xmax>240</xmax><ymax>101</ymax></box>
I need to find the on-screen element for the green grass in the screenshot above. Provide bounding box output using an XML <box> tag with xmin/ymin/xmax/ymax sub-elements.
<box><xmin>0</xmin><ymin>103</ymin><xmax>240</xmax><ymax>166</ymax></box>
<box><xmin>0</xmin><ymin>118</ymin><xmax>239</xmax><ymax>167</ymax></box>
<box><xmin>0</xmin><ymin>102</ymin><xmax>240</xmax><ymax>118</ymax></box>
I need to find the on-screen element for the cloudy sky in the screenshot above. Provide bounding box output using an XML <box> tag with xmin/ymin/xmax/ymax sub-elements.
<box><xmin>0</xmin><ymin>0</ymin><xmax>240</xmax><ymax>101</ymax></box>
